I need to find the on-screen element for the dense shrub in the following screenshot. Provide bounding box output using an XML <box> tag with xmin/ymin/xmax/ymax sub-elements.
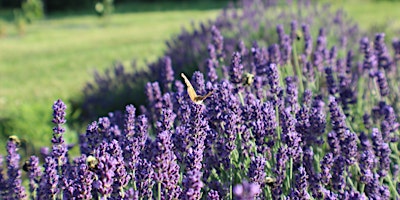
<box><xmin>1</xmin><ymin>0</ymin><xmax>400</xmax><ymax>199</ymax></box>
<box><xmin>1</xmin><ymin>23</ymin><xmax>400</xmax><ymax>198</ymax></box>
<box><xmin>74</xmin><ymin>0</ymin><xmax>361</xmax><ymax>127</ymax></box>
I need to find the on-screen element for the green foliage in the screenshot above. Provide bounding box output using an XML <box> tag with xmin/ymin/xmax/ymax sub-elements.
<box><xmin>13</xmin><ymin>9</ymin><xmax>26</xmax><ymax>35</ymax></box>
<box><xmin>0</xmin><ymin>19</ymin><xmax>7</xmax><ymax>37</ymax></box>
<box><xmin>95</xmin><ymin>0</ymin><xmax>114</xmax><ymax>18</ymax></box>
<box><xmin>21</xmin><ymin>0</ymin><xmax>44</xmax><ymax>23</ymax></box>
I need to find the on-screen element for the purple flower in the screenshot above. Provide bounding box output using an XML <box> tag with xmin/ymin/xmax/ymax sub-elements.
<box><xmin>362</xmin><ymin>41</ymin><xmax>378</xmax><ymax>71</ymax></box>
<box><xmin>211</xmin><ymin>25</ymin><xmax>224</xmax><ymax>59</ymax></box>
<box><xmin>325</xmin><ymin>67</ymin><xmax>338</xmax><ymax>95</ymax></box>
<box><xmin>341</xmin><ymin>130</ymin><xmax>358</xmax><ymax>165</ymax></box>
<box><xmin>182</xmin><ymin>169</ymin><xmax>204</xmax><ymax>200</ymax></box>
<box><xmin>303</xmin><ymin>148</ymin><xmax>323</xmax><ymax>199</ymax></box>
<box><xmin>276</xmin><ymin>24</ymin><xmax>285</xmax><ymax>45</ymax></box>
<box><xmin>374</xmin><ymin>33</ymin><xmax>392</xmax><ymax>71</ymax></box>
<box><xmin>308</xmin><ymin>95</ymin><xmax>326</xmax><ymax>145</ymax></box>
<box><xmin>238</xmin><ymin>40</ymin><xmax>247</xmax><ymax>56</ymax></box>
<box><xmin>229</xmin><ymin>52</ymin><xmax>244</xmax><ymax>85</ymax></box>
<box><xmin>0</xmin><ymin>156</ymin><xmax>6</xmax><ymax>199</ymax></box>
<box><xmin>108</xmin><ymin>140</ymin><xmax>130</xmax><ymax>199</ymax></box>
<box><xmin>51</xmin><ymin>100</ymin><xmax>68</xmax><ymax>172</ymax></box>
<box><xmin>290</xmin><ymin>166</ymin><xmax>310</xmax><ymax>200</ymax></box>
<box><xmin>252</xmin><ymin>44</ymin><xmax>268</xmax><ymax>76</ymax></box>
<box><xmin>371</xmin><ymin>128</ymin><xmax>391</xmax><ymax>177</ymax></box>
<box><xmin>272</xmin><ymin>146</ymin><xmax>289</xmax><ymax>199</ymax></box>
<box><xmin>374</xmin><ymin>70</ymin><xmax>389</xmax><ymax>97</ymax></box>
<box><xmin>280</xmin><ymin>108</ymin><xmax>302</xmax><ymax>162</ymax></box>
<box><xmin>161</xmin><ymin>56</ymin><xmax>174</xmax><ymax>91</ymax></box>
<box><xmin>74</xmin><ymin>155</ymin><xmax>95</xmax><ymax>200</ymax></box>
<box><xmin>5</xmin><ymin>138</ymin><xmax>27</xmax><ymax>200</ymax></box>
<box><xmin>268</xmin><ymin>44</ymin><xmax>281</xmax><ymax>66</ymax></box>
<box><xmin>392</xmin><ymin>38</ymin><xmax>400</xmax><ymax>65</ymax></box>
<box><xmin>92</xmin><ymin>142</ymin><xmax>117</xmax><ymax>198</ymax></box>
<box><xmin>123</xmin><ymin>105</ymin><xmax>141</xmax><ymax>173</ymax></box>
<box><xmin>153</xmin><ymin>112</ymin><xmax>181</xmax><ymax>199</ymax></box>
<box><xmin>331</xmin><ymin>156</ymin><xmax>346</xmax><ymax>193</ymax></box>
<box><xmin>285</xmin><ymin>76</ymin><xmax>299</xmax><ymax>113</ymax></box>
<box><xmin>281</xmin><ymin>35</ymin><xmax>292</xmax><ymax>64</ymax></box>
<box><xmin>329</xmin><ymin>46</ymin><xmax>337</xmax><ymax>67</ymax></box>
<box><xmin>135</xmin><ymin>158</ymin><xmax>155</xmax><ymax>199</ymax></box>
<box><xmin>38</xmin><ymin>156</ymin><xmax>59</xmax><ymax>199</ymax></box>
<box><xmin>359</xmin><ymin>149</ymin><xmax>375</xmax><ymax>184</ymax></box>
<box><xmin>320</xmin><ymin>153</ymin><xmax>334</xmax><ymax>186</ymax></box>
<box><xmin>206</xmin><ymin>59</ymin><xmax>218</xmax><ymax>83</ymax></box>
<box><xmin>301</xmin><ymin>55</ymin><xmax>314</xmax><ymax>82</ymax></box>
<box><xmin>207</xmin><ymin>190</ymin><xmax>220</xmax><ymax>200</ymax></box>
<box><xmin>25</xmin><ymin>156</ymin><xmax>42</xmax><ymax>199</ymax></box>
<box><xmin>328</xmin><ymin>96</ymin><xmax>347</xmax><ymax>141</ymax></box>
<box><xmin>302</xmin><ymin>24</ymin><xmax>312</xmax><ymax>57</ymax></box>
<box><xmin>248</xmin><ymin>156</ymin><xmax>266</xmax><ymax>190</ymax></box>
<box><xmin>290</xmin><ymin>20</ymin><xmax>298</xmax><ymax>42</ymax></box>
<box><xmin>189</xmin><ymin>71</ymin><xmax>207</xmax><ymax>96</ymax></box>
<box><xmin>267</xmin><ymin>63</ymin><xmax>280</xmax><ymax>94</ymax></box>
<box><xmin>233</xmin><ymin>181</ymin><xmax>260</xmax><ymax>200</ymax></box>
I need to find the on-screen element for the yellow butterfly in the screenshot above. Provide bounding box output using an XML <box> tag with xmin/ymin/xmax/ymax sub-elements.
<box><xmin>181</xmin><ymin>73</ymin><xmax>213</xmax><ymax>104</ymax></box>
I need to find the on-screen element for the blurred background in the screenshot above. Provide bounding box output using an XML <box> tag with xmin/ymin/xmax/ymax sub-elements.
<box><xmin>0</xmin><ymin>0</ymin><xmax>399</xmax><ymax>159</ymax></box>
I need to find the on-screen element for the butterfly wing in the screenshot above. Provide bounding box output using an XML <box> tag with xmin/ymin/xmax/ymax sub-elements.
<box><xmin>195</xmin><ymin>91</ymin><xmax>213</xmax><ymax>102</ymax></box>
<box><xmin>181</xmin><ymin>73</ymin><xmax>198</xmax><ymax>102</ymax></box>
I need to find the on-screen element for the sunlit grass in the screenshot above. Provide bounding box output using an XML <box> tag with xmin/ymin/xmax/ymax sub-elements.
<box><xmin>0</xmin><ymin>4</ymin><xmax>221</xmax><ymax>155</ymax></box>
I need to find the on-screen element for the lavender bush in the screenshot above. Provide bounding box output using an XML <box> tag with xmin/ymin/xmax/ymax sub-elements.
<box><xmin>73</xmin><ymin>0</ymin><xmax>361</xmax><ymax>126</ymax></box>
<box><xmin>2</xmin><ymin>0</ymin><xmax>400</xmax><ymax>199</ymax></box>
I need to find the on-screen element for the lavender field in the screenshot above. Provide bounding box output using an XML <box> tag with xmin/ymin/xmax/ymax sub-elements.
<box><xmin>1</xmin><ymin>0</ymin><xmax>400</xmax><ymax>199</ymax></box>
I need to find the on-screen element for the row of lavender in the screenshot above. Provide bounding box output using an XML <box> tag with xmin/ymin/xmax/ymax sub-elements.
<box><xmin>2</xmin><ymin>28</ymin><xmax>400</xmax><ymax>199</ymax></box>
<box><xmin>2</xmin><ymin>1</ymin><xmax>400</xmax><ymax>200</ymax></box>
<box><xmin>77</xmin><ymin>0</ymin><xmax>361</xmax><ymax>123</ymax></box>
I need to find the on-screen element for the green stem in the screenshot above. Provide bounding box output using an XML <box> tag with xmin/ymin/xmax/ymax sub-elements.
<box><xmin>292</xmin><ymin>40</ymin><xmax>304</xmax><ymax>94</ymax></box>
<box><xmin>158</xmin><ymin>182</ymin><xmax>161</xmax><ymax>200</ymax></box>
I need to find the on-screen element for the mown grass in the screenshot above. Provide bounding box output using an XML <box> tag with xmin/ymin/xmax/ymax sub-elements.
<box><xmin>0</xmin><ymin>0</ymin><xmax>399</xmax><ymax>157</ymax></box>
<box><xmin>0</xmin><ymin>1</ymin><xmax>224</xmax><ymax>156</ymax></box>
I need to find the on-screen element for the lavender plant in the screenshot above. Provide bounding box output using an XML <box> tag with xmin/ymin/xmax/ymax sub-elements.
<box><xmin>1</xmin><ymin>0</ymin><xmax>400</xmax><ymax>199</ymax></box>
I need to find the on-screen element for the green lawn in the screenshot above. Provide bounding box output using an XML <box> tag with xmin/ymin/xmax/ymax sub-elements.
<box><xmin>0</xmin><ymin>0</ymin><xmax>400</xmax><ymax>157</ymax></box>
<box><xmin>0</xmin><ymin>2</ymin><xmax>223</xmax><ymax>156</ymax></box>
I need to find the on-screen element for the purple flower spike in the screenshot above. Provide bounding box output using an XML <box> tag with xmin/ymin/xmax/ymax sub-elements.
<box><xmin>25</xmin><ymin>156</ymin><xmax>42</xmax><ymax>199</ymax></box>
<box><xmin>392</xmin><ymin>38</ymin><xmax>400</xmax><ymax>65</ymax></box>
<box><xmin>206</xmin><ymin>59</ymin><xmax>218</xmax><ymax>83</ymax></box>
<box><xmin>325</xmin><ymin>67</ymin><xmax>338</xmax><ymax>95</ymax></box>
<box><xmin>182</xmin><ymin>169</ymin><xmax>204</xmax><ymax>200</ymax></box>
<box><xmin>211</xmin><ymin>25</ymin><xmax>224</xmax><ymax>59</ymax></box>
<box><xmin>374</xmin><ymin>70</ymin><xmax>389</xmax><ymax>97</ymax></box>
<box><xmin>161</xmin><ymin>56</ymin><xmax>174</xmax><ymax>91</ymax></box>
<box><xmin>285</xmin><ymin>76</ymin><xmax>299</xmax><ymax>113</ymax></box>
<box><xmin>248</xmin><ymin>155</ymin><xmax>266</xmax><ymax>190</ymax></box>
<box><xmin>302</xmin><ymin>24</ymin><xmax>312</xmax><ymax>57</ymax></box>
<box><xmin>272</xmin><ymin>146</ymin><xmax>289</xmax><ymax>199</ymax></box>
<box><xmin>0</xmin><ymin>156</ymin><xmax>6</xmax><ymax>199</ymax></box>
<box><xmin>320</xmin><ymin>153</ymin><xmax>334</xmax><ymax>186</ymax></box>
<box><xmin>328</xmin><ymin>96</ymin><xmax>347</xmax><ymax>141</ymax></box>
<box><xmin>331</xmin><ymin>156</ymin><xmax>346</xmax><ymax>193</ymax></box>
<box><xmin>359</xmin><ymin>149</ymin><xmax>375</xmax><ymax>184</ymax></box>
<box><xmin>267</xmin><ymin>63</ymin><xmax>280</xmax><ymax>94</ymax></box>
<box><xmin>371</xmin><ymin>128</ymin><xmax>391</xmax><ymax>177</ymax></box>
<box><xmin>5</xmin><ymin>138</ymin><xmax>27</xmax><ymax>200</ymax></box>
<box><xmin>230</xmin><ymin>52</ymin><xmax>244</xmax><ymax>85</ymax></box>
<box><xmin>136</xmin><ymin>158</ymin><xmax>155</xmax><ymax>199</ymax></box>
<box><xmin>374</xmin><ymin>33</ymin><xmax>392</xmax><ymax>71</ymax></box>
<box><xmin>290</xmin><ymin>166</ymin><xmax>310</xmax><ymax>200</ymax></box>
<box><xmin>341</xmin><ymin>130</ymin><xmax>358</xmax><ymax>165</ymax></box>
<box><xmin>37</xmin><ymin>156</ymin><xmax>59</xmax><ymax>199</ymax></box>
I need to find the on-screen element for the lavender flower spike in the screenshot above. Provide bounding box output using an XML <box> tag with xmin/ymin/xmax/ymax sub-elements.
<box><xmin>6</xmin><ymin>137</ymin><xmax>27</xmax><ymax>200</ymax></box>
